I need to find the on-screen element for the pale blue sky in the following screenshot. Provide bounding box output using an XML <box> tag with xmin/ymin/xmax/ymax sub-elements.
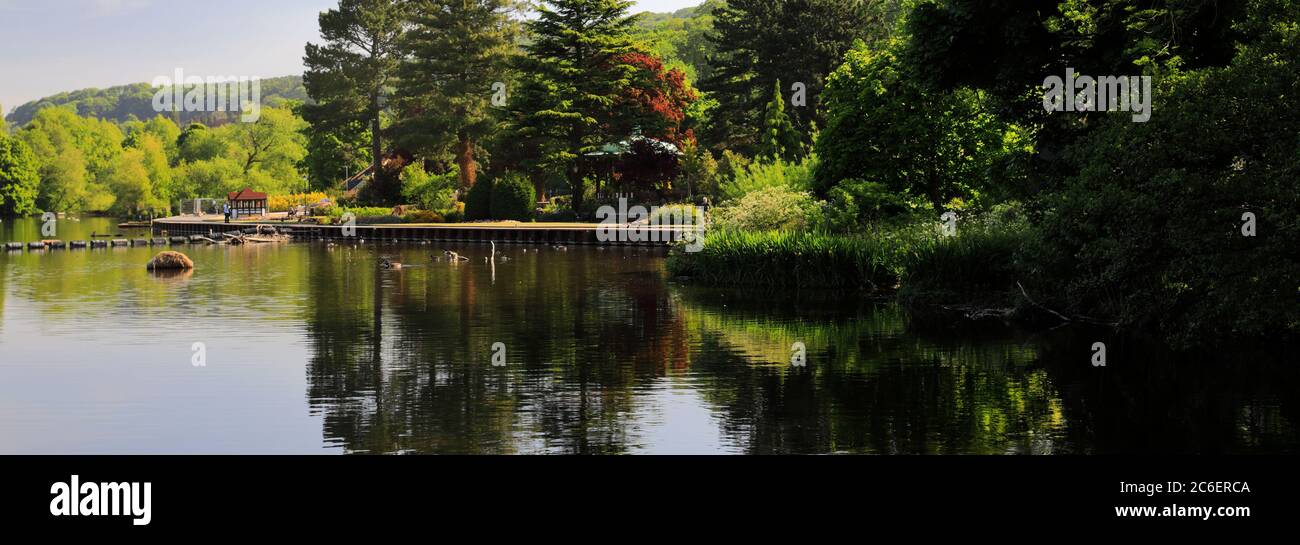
<box><xmin>0</xmin><ymin>0</ymin><xmax>700</xmax><ymax>116</ymax></box>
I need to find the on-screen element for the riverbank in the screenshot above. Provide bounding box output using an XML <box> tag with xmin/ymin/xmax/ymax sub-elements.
<box><xmin>666</xmin><ymin>222</ymin><xmax>1298</xmax><ymax>349</ymax></box>
<box><xmin>150</xmin><ymin>215</ymin><xmax>698</xmax><ymax>247</ymax></box>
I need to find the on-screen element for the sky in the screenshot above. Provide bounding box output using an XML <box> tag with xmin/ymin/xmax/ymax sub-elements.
<box><xmin>0</xmin><ymin>0</ymin><xmax>700</xmax><ymax>117</ymax></box>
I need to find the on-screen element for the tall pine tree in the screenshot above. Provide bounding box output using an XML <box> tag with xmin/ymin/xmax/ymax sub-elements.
<box><xmin>395</xmin><ymin>0</ymin><xmax>520</xmax><ymax>191</ymax></box>
<box><xmin>509</xmin><ymin>0</ymin><xmax>639</xmax><ymax>211</ymax></box>
<box><xmin>303</xmin><ymin>0</ymin><xmax>408</xmax><ymax>202</ymax></box>
<box><xmin>703</xmin><ymin>0</ymin><xmax>879</xmax><ymax>154</ymax></box>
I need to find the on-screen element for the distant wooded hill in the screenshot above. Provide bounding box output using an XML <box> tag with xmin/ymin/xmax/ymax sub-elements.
<box><xmin>4</xmin><ymin>75</ymin><xmax>308</xmax><ymax>128</ymax></box>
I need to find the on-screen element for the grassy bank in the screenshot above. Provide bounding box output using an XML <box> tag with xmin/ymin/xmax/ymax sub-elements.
<box><xmin>667</xmin><ymin>230</ymin><xmax>906</xmax><ymax>290</ymax></box>
<box><xmin>668</xmin><ymin>219</ymin><xmax>1029</xmax><ymax>303</ymax></box>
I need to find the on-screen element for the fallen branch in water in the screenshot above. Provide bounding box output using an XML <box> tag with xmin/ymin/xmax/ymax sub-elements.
<box><xmin>1017</xmin><ymin>281</ymin><xmax>1120</xmax><ymax>327</ymax></box>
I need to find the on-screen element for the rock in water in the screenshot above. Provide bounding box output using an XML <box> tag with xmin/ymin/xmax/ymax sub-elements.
<box><xmin>147</xmin><ymin>251</ymin><xmax>194</xmax><ymax>271</ymax></box>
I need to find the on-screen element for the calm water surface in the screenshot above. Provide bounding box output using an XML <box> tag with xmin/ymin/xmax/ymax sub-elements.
<box><xmin>0</xmin><ymin>217</ymin><xmax>1295</xmax><ymax>454</ymax></box>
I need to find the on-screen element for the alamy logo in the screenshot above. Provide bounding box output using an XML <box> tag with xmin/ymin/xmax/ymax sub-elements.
<box><xmin>596</xmin><ymin>198</ymin><xmax>705</xmax><ymax>252</ymax></box>
<box><xmin>152</xmin><ymin>68</ymin><xmax>262</xmax><ymax>122</ymax></box>
<box><xmin>50</xmin><ymin>475</ymin><xmax>152</xmax><ymax>526</ymax></box>
<box><xmin>1043</xmin><ymin>68</ymin><xmax>1152</xmax><ymax>123</ymax></box>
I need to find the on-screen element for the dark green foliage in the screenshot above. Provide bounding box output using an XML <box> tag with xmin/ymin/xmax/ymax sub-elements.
<box><xmin>815</xmin><ymin>40</ymin><xmax>1010</xmax><ymax>211</ymax></box>
<box><xmin>300</xmin><ymin>117</ymin><xmax>371</xmax><ymax>191</ymax></box>
<box><xmin>464</xmin><ymin>175</ymin><xmax>494</xmax><ymax>221</ymax></box>
<box><xmin>490</xmin><ymin>172</ymin><xmax>536</xmax><ymax>221</ymax></box>
<box><xmin>823</xmin><ymin>178</ymin><xmax>911</xmax><ymax>232</ymax></box>
<box><xmin>303</xmin><ymin>0</ymin><xmax>407</xmax><ymax>202</ymax></box>
<box><xmin>393</xmin><ymin>0</ymin><xmax>518</xmax><ymax>190</ymax></box>
<box><xmin>1021</xmin><ymin>12</ymin><xmax>1300</xmax><ymax>345</ymax></box>
<box><xmin>702</xmin><ymin>0</ymin><xmax>886</xmax><ymax>153</ymax></box>
<box><xmin>904</xmin><ymin>0</ymin><xmax>1254</xmax><ymax>193</ymax></box>
<box><xmin>506</xmin><ymin>0</ymin><xmax>640</xmax><ymax>212</ymax></box>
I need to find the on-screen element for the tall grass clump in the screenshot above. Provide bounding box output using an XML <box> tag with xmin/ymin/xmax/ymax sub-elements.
<box><xmin>667</xmin><ymin>229</ymin><xmax>904</xmax><ymax>290</ymax></box>
<box><xmin>896</xmin><ymin>209</ymin><xmax>1030</xmax><ymax>303</ymax></box>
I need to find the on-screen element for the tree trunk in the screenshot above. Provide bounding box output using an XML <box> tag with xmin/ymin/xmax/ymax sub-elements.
<box><xmin>456</xmin><ymin>132</ymin><xmax>477</xmax><ymax>190</ymax></box>
<box><xmin>370</xmin><ymin>91</ymin><xmax>383</xmax><ymax>199</ymax></box>
<box><xmin>533</xmin><ymin>176</ymin><xmax>547</xmax><ymax>203</ymax></box>
<box><xmin>568</xmin><ymin>167</ymin><xmax>585</xmax><ymax>214</ymax></box>
<box><xmin>568</xmin><ymin>131</ymin><xmax>585</xmax><ymax>213</ymax></box>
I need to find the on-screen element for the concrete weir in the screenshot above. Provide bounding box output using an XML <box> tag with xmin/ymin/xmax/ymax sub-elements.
<box><xmin>151</xmin><ymin>218</ymin><xmax>700</xmax><ymax>248</ymax></box>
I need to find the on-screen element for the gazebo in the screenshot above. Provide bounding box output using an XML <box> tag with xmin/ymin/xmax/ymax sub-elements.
<box><xmin>227</xmin><ymin>188</ymin><xmax>268</xmax><ymax>218</ymax></box>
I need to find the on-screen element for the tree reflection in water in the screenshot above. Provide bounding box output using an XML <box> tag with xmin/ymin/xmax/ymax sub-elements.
<box><xmin>300</xmin><ymin>244</ymin><xmax>1298</xmax><ymax>455</ymax></box>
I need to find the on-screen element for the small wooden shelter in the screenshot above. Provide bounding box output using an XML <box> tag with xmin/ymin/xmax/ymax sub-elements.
<box><xmin>227</xmin><ymin>188</ymin><xmax>268</xmax><ymax>218</ymax></box>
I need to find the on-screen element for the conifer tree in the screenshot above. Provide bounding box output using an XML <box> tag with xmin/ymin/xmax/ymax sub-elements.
<box><xmin>395</xmin><ymin>0</ymin><xmax>520</xmax><ymax>191</ymax></box>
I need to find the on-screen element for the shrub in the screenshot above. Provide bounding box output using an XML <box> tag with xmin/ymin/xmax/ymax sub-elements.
<box><xmin>711</xmin><ymin>186</ymin><xmax>821</xmax><ymax>232</ymax></box>
<box><xmin>401</xmin><ymin>163</ymin><xmax>457</xmax><ymax>212</ymax></box>
<box><xmin>269</xmin><ymin>192</ymin><xmax>329</xmax><ymax>212</ymax></box>
<box><xmin>401</xmin><ymin>210</ymin><xmax>444</xmax><ymax>224</ymax></box>
<box><xmin>538</xmin><ymin>198</ymin><xmax>578</xmax><ymax>222</ymax></box>
<box><xmin>648</xmin><ymin>203</ymin><xmax>701</xmax><ymax>226</ymax></box>
<box><xmin>318</xmin><ymin>206</ymin><xmax>396</xmax><ymax>225</ymax></box>
<box><xmin>441</xmin><ymin>202</ymin><xmax>466</xmax><ymax>223</ymax></box>
<box><xmin>464</xmin><ymin>178</ymin><xmax>493</xmax><ymax>221</ymax></box>
<box><xmin>823</xmin><ymin>178</ymin><xmax>911</xmax><ymax>232</ymax></box>
<box><xmin>490</xmin><ymin>172</ymin><xmax>535</xmax><ymax>222</ymax></box>
<box><xmin>718</xmin><ymin>155</ymin><xmax>816</xmax><ymax>202</ymax></box>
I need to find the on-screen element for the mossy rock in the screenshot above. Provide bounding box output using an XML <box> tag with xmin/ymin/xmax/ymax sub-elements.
<box><xmin>147</xmin><ymin>251</ymin><xmax>195</xmax><ymax>271</ymax></box>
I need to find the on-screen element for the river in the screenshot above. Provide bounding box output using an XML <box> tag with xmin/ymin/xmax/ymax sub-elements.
<box><xmin>0</xmin><ymin>216</ymin><xmax>1295</xmax><ymax>454</ymax></box>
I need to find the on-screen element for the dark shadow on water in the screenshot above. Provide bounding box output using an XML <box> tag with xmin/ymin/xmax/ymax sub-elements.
<box><xmin>296</xmin><ymin>245</ymin><xmax>1298</xmax><ymax>454</ymax></box>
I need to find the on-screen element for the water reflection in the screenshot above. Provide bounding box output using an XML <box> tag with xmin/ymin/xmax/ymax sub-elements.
<box><xmin>294</xmin><ymin>244</ymin><xmax>1297</xmax><ymax>455</ymax></box>
<box><xmin>0</xmin><ymin>217</ymin><xmax>1295</xmax><ymax>454</ymax></box>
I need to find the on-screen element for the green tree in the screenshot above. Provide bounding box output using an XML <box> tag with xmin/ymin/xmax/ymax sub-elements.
<box><xmin>133</xmin><ymin>134</ymin><xmax>174</xmax><ymax>211</ymax></box>
<box><xmin>509</xmin><ymin>0</ymin><xmax>640</xmax><ymax>212</ymax></box>
<box><xmin>15</xmin><ymin>107</ymin><xmax>124</xmax><ymax>212</ymax></box>
<box><xmin>222</xmin><ymin>107</ymin><xmax>308</xmax><ymax>184</ymax></box>
<box><xmin>757</xmin><ymin>79</ymin><xmax>801</xmax><ymax>161</ymax></box>
<box><xmin>904</xmin><ymin>0</ymin><xmax>1251</xmax><ymax>192</ymax></box>
<box><xmin>631</xmin><ymin>0</ymin><xmax>723</xmax><ymax>84</ymax></box>
<box><xmin>395</xmin><ymin>0</ymin><xmax>519</xmax><ymax>191</ymax></box>
<box><xmin>303</xmin><ymin>0</ymin><xmax>408</xmax><ymax>201</ymax></box>
<box><xmin>703</xmin><ymin>0</ymin><xmax>882</xmax><ymax>152</ymax></box>
<box><xmin>0</xmin><ymin>133</ymin><xmax>40</xmax><ymax>216</ymax></box>
<box><xmin>173</xmin><ymin>158</ymin><xmax>245</xmax><ymax>200</ymax></box>
<box><xmin>1022</xmin><ymin>2</ymin><xmax>1300</xmax><ymax>345</ymax></box>
<box><xmin>18</xmin><ymin>107</ymin><xmax>123</xmax><ymax>180</ymax></box>
<box><xmin>299</xmin><ymin>105</ymin><xmax>370</xmax><ymax>191</ymax></box>
<box><xmin>106</xmin><ymin>148</ymin><xmax>164</xmax><ymax>216</ymax></box>
<box><xmin>177</xmin><ymin>123</ymin><xmax>227</xmax><ymax>163</ymax></box>
<box><xmin>124</xmin><ymin>116</ymin><xmax>182</xmax><ymax>164</ymax></box>
<box><xmin>815</xmin><ymin>40</ymin><xmax>1008</xmax><ymax>211</ymax></box>
<box><xmin>38</xmin><ymin>147</ymin><xmax>90</xmax><ymax>212</ymax></box>
<box><xmin>678</xmin><ymin>139</ymin><xmax>719</xmax><ymax>198</ymax></box>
